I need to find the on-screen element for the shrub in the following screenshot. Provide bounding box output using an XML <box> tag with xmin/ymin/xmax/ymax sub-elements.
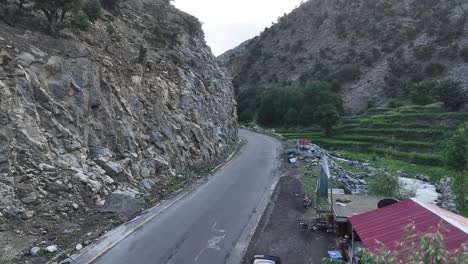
<box><xmin>413</xmin><ymin>44</ymin><xmax>436</xmax><ymax>61</ymax></box>
<box><xmin>83</xmin><ymin>0</ymin><xmax>102</xmax><ymax>22</ymax></box>
<box><xmin>100</xmin><ymin>0</ymin><xmax>121</xmax><ymax>11</ymax></box>
<box><xmin>444</xmin><ymin>122</ymin><xmax>468</xmax><ymax>172</ymax></box>
<box><xmin>460</xmin><ymin>46</ymin><xmax>468</xmax><ymax>63</ymax></box>
<box><xmin>432</xmin><ymin>80</ymin><xmax>467</xmax><ymax>111</ymax></box>
<box><xmin>410</xmin><ymin>80</ymin><xmax>437</xmax><ymax>105</ymax></box>
<box><xmin>334</xmin><ymin>64</ymin><xmax>360</xmax><ymax>82</ymax></box>
<box><xmin>424</xmin><ymin>62</ymin><xmax>445</xmax><ymax>76</ymax></box>
<box><xmin>71</xmin><ymin>11</ymin><xmax>91</xmax><ymax>31</ymax></box>
<box><xmin>368</xmin><ymin>170</ymin><xmax>400</xmax><ymax>197</ymax></box>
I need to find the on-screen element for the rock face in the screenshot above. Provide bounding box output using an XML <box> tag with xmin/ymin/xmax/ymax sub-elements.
<box><xmin>219</xmin><ymin>0</ymin><xmax>468</xmax><ymax>114</ymax></box>
<box><xmin>0</xmin><ymin>0</ymin><xmax>236</xmax><ymax>236</ymax></box>
<box><xmin>436</xmin><ymin>177</ymin><xmax>458</xmax><ymax>213</ymax></box>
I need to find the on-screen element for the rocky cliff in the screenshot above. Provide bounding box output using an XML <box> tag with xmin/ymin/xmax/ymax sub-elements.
<box><xmin>0</xmin><ymin>0</ymin><xmax>237</xmax><ymax>256</ymax></box>
<box><xmin>219</xmin><ymin>0</ymin><xmax>468</xmax><ymax>114</ymax></box>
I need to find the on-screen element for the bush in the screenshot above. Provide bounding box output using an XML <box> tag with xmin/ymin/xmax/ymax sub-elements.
<box><xmin>425</xmin><ymin>62</ymin><xmax>445</xmax><ymax>76</ymax></box>
<box><xmin>368</xmin><ymin>170</ymin><xmax>400</xmax><ymax>197</ymax></box>
<box><xmin>334</xmin><ymin>64</ymin><xmax>360</xmax><ymax>82</ymax></box>
<box><xmin>410</xmin><ymin>80</ymin><xmax>437</xmax><ymax>105</ymax></box>
<box><xmin>71</xmin><ymin>11</ymin><xmax>91</xmax><ymax>31</ymax></box>
<box><xmin>432</xmin><ymin>80</ymin><xmax>467</xmax><ymax>111</ymax></box>
<box><xmin>100</xmin><ymin>0</ymin><xmax>121</xmax><ymax>11</ymax></box>
<box><xmin>460</xmin><ymin>46</ymin><xmax>468</xmax><ymax>63</ymax></box>
<box><xmin>413</xmin><ymin>44</ymin><xmax>435</xmax><ymax>61</ymax></box>
<box><xmin>83</xmin><ymin>0</ymin><xmax>102</xmax><ymax>22</ymax></box>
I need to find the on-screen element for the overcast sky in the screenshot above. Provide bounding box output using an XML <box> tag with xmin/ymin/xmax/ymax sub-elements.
<box><xmin>173</xmin><ymin>0</ymin><xmax>303</xmax><ymax>56</ymax></box>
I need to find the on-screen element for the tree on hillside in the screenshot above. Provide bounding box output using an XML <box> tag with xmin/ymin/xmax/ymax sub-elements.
<box><xmin>410</xmin><ymin>80</ymin><xmax>437</xmax><ymax>105</ymax></box>
<box><xmin>432</xmin><ymin>80</ymin><xmax>466</xmax><ymax>111</ymax></box>
<box><xmin>283</xmin><ymin>108</ymin><xmax>298</xmax><ymax>126</ymax></box>
<box><xmin>83</xmin><ymin>0</ymin><xmax>101</xmax><ymax>22</ymax></box>
<box><xmin>443</xmin><ymin>122</ymin><xmax>467</xmax><ymax>211</ymax></box>
<box><xmin>33</xmin><ymin>0</ymin><xmax>83</xmax><ymax>34</ymax></box>
<box><xmin>100</xmin><ymin>0</ymin><xmax>122</xmax><ymax>12</ymax></box>
<box><xmin>314</xmin><ymin>104</ymin><xmax>340</xmax><ymax>136</ymax></box>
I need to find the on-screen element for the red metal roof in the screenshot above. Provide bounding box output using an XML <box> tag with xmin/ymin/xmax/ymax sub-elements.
<box><xmin>298</xmin><ymin>139</ymin><xmax>311</xmax><ymax>145</ymax></box>
<box><xmin>349</xmin><ymin>199</ymin><xmax>468</xmax><ymax>253</ymax></box>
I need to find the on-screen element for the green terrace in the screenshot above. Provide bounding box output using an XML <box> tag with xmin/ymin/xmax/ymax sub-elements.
<box><xmin>275</xmin><ymin>104</ymin><xmax>466</xmax><ymax>180</ymax></box>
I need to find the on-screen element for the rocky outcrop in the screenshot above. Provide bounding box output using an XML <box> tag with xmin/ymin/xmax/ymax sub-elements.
<box><xmin>219</xmin><ymin>0</ymin><xmax>468</xmax><ymax>114</ymax></box>
<box><xmin>0</xmin><ymin>0</ymin><xmax>236</xmax><ymax>254</ymax></box>
<box><xmin>436</xmin><ymin>177</ymin><xmax>458</xmax><ymax>213</ymax></box>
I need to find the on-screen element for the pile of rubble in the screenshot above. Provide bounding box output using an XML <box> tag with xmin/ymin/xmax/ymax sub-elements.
<box><xmin>289</xmin><ymin>140</ymin><xmax>459</xmax><ymax>212</ymax></box>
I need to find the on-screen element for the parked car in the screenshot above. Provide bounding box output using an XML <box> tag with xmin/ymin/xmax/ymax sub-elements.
<box><xmin>253</xmin><ymin>255</ymin><xmax>282</xmax><ymax>264</ymax></box>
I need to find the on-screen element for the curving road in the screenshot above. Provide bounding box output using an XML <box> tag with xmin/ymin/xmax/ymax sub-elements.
<box><xmin>74</xmin><ymin>129</ymin><xmax>282</xmax><ymax>264</ymax></box>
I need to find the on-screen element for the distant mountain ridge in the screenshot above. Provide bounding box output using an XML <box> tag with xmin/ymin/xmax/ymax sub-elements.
<box><xmin>219</xmin><ymin>0</ymin><xmax>468</xmax><ymax>115</ymax></box>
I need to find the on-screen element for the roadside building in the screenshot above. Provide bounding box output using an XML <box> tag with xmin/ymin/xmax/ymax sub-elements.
<box><xmin>346</xmin><ymin>198</ymin><xmax>468</xmax><ymax>263</ymax></box>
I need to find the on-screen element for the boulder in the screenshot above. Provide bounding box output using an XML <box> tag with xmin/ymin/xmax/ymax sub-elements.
<box><xmin>97</xmin><ymin>190</ymin><xmax>144</xmax><ymax>220</ymax></box>
<box><xmin>30</xmin><ymin>246</ymin><xmax>41</xmax><ymax>256</ymax></box>
<box><xmin>0</xmin><ymin>50</ymin><xmax>12</xmax><ymax>65</ymax></box>
<box><xmin>46</xmin><ymin>245</ymin><xmax>58</xmax><ymax>253</ymax></box>
<box><xmin>75</xmin><ymin>243</ymin><xmax>83</xmax><ymax>251</ymax></box>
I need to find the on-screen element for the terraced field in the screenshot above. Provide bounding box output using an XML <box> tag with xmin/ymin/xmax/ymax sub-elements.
<box><xmin>276</xmin><ymin>104</ymin><xmax>468</xmax><ymax>182</ymax></box>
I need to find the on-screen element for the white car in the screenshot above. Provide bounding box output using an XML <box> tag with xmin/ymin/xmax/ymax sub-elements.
<box><xmin>253</xmin><ymin>255</ymin><xmax>282</xmax><ymax>264</ymax></box>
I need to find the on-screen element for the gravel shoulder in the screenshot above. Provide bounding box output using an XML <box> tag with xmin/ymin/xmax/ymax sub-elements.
<box><xmin>242</xmin><ymin>175</ymin><xmax>336</xmax><ymax>264</ymax></box>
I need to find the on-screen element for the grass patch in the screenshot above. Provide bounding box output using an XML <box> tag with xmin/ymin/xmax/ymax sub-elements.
<box><xmin>299</xmin><ymin>163</ymin><xmax>319</xmax><ymax>196</ymax></box>
<box><xmin>0</xmin><ymin>258</ymin><xmax>20</xmax><ymax>264</ymax></box>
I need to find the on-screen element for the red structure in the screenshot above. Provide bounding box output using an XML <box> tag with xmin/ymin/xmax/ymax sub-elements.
<box><xmin>298</xmin><ymin>139</ymin><xmax>311</xmax><ymax>146</ymax></box>
<box><xmin>349</xmin><ymin>199</ymin><xmax>468</xmax><ymax>254</ymax></box>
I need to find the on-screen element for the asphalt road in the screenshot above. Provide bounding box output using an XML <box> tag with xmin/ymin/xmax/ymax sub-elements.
<box><xmin>88</xmin><ymin>129</ymin><xmax>281</xmax><ymax>264</ymax></box>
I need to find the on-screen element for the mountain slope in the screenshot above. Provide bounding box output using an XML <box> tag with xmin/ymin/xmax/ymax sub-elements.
<box><xmin>219</xmin><ymin>0</ymin><xmax>468</xmax><ymax>115</ymax></box>
<box><xmin>0</xmin><ymin>0</ymin><xmax>237</xmax><ymax>257</ymax></box>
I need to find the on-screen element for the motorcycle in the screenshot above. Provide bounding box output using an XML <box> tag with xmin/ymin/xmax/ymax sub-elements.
<box><xmin>303</xmin><ymin>195</ymin><xmax>312</xmax><ymax>209</ymax></box>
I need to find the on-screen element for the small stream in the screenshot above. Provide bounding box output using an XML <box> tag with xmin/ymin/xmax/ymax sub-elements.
<box><xmin>399</xmin><ymin>177</ymin><xmax>439</xmax><ymax>204</ymax></box>
<box><xmin>333</xmin><ymin>156</ymin><xmax>440</xmax><ymax>204</ymax></box>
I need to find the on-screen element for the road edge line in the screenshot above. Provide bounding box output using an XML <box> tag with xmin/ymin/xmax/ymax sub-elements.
<box><xmin>69</xmin><ymin>137</ymin><xmax>245</xmax><ymax>264</ymax></box>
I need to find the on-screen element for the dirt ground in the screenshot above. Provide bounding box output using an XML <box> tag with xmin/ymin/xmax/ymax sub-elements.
<box><xmin>243</xmin><ymin>175</ymin><xmax>336</xmax><ymax>264</ymax></box>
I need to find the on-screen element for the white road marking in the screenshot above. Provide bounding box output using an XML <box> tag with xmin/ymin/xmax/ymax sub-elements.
<box><xmin>194</xmin><ymin>222</ymin><xmax>228</xmax><ymax>262</ymax></box>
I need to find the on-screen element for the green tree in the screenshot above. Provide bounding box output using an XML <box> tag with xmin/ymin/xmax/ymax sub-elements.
<box><xmin>410</xmin><ymin>80</ymin><xmax>437</xmax><ymax>105</ymax></box>
<box><xmin>33</xmin><ymin>0</ymin><xmax>83</xmax><ymax>34</ymax></box>
<box><xmin>71</xmin><ymin>10</ymin><xmax>90</xmax><ymax>30</ymax></box>
<box><xmin>238</xmin><ymin>108</ymin><xmax>254</xmax><ymax>123</ymax></box>
<box><xmin>444</xmin><ymin>122</ymin><xmax>467</xmax><ymax>211</ymax></box>
<box><xmin>83</xmin><ymin>0</ymin><xmax>101</xmax><ymax>22</ymax></box>
<box><xmin>100</xmin><ymin>0</ymin><xmax>121</xmax><ymax>11</ymax></box>
<box><xmin>283</xmin><ymin>108</ymin><xmax>298</xmax><ymax>126</ymax></box>
<box><xmin>432</xmin><ymin>80</ymin><xmax>466</xmax><ymax>111</ymax></box>
<box><xmin>314</xmin><ymin>104</ymin><xmax>340</xmax><ymax>136</ymax></box>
